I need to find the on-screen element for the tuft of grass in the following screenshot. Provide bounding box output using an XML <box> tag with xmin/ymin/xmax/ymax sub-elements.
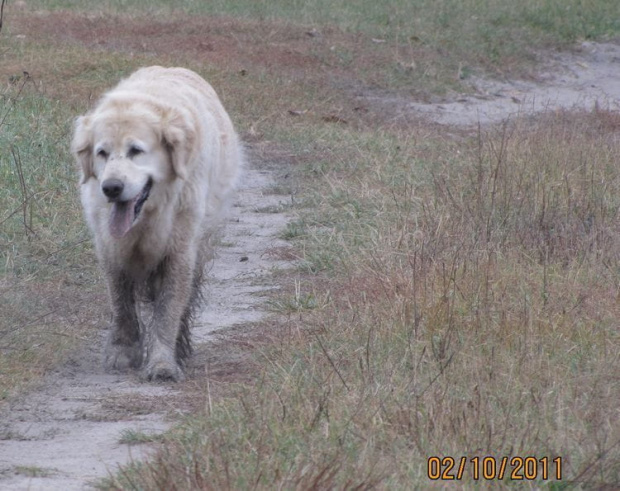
<box><xmin>118</xmin><ymin>429</ymin><xmax>165</xmax><ymax>446</ymax></box>
<box><xmin>279</xmin><ymin>219</ymin><xmax>307</xmax><ymax>240</ymax></box>
<box><xmin>267</xmin><ymin>279</ymin><xmax>329</xmax><ymax>313</ymax></box>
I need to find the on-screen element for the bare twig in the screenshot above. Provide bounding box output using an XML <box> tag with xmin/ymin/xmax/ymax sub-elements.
<box><xmin>0</xmin><ymin>308</ymin><xmax>60</xmax><ymax>338</ymax></box>
<box><xmin>0</xmin><ymin>189</ymin><xmax>45</xmax><ymax>228</ymax></box>
<box><xmin>11</xmin><ymin>144</ymin><xmax>35</xmax><ymax>237</ymax></box>
<box><xmin>571</xmin><ymin>438</ymin><xmax>620</xmax><ymax>485</ymax></box>
<box><xmin>45</xmin><ymin>238</ymin><xmax>90</xmax><ymax>261</ymax></box>
<box><xmin>314</xmin><ymin>332</ymin><xmax>350</xmax><ymax>392</ymax></box>
<box><xmin>0</xmin><ymin>0</ymin><xmax>6</xmax><ymax>34</ymax></box>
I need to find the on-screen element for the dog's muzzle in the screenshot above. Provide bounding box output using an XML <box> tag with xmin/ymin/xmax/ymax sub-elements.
<box><xmin>108</xmin><ymin>178</ymin><xmax>153</xmax><ymax>239</ymax></box>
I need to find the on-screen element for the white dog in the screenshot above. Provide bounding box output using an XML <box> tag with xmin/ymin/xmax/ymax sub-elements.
<box><xmin>72</xmin><ymin>66</ymin><xmax>243</xmax><ymax>381</ymax></box>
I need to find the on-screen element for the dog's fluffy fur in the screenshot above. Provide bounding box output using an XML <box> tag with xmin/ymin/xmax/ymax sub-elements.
<box><xmin>72</xmin><ymin>66</ymin><xmax>242</xmax><ymax>381</ymax></box>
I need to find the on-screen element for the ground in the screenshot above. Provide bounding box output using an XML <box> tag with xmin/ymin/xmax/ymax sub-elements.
<box><xmin>1</xmin><ymin>6</ymin><xmax>620</xmax><ymax>490</ymax></box>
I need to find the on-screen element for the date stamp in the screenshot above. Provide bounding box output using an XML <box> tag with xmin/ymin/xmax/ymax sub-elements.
<box><xmin>427</xmin><ymin>456</ymin><xmax>562</xmax><ymax>481</ymax></box>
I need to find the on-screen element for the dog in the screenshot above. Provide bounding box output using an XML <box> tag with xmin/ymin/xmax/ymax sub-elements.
<box><xmin>71</xmin><ymin>66</ymin><xmax>243</xmax><ymax>381</ymax></box>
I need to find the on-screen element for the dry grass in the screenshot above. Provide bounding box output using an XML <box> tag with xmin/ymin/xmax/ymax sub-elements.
<box><xmin>290</xmin><ymin>109</ymin><xmax>620</xmax><ymax>485</ymax></box>
<box><xmin>102</xmin><ymin>111</ymin><xmax>620</xmax><ymax>488</ymax></box>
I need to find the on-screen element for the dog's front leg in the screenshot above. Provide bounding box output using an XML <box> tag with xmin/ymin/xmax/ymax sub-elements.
<box><xmin>142</xmin><ymin>253</ymin><xmax>193</xmax><ymax>382</ymax></box>
<box><xmin>104</xmin><ymin>268</ymin><xmax>142</xmax><ymax>370</ymax></box>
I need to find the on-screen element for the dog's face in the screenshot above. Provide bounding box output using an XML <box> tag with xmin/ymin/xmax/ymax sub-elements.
<box><xmin>72</xmin><ymin>101</ymin><xmax>194</xmax><ymax>239</ymax></box>
<box><xmin>90</xmin><ymin>117</ymin><xmax>166</xmax><ymax>238</ymax></box>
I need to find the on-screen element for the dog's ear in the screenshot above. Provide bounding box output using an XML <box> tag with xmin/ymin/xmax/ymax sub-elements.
<box><xmin>71</xmin><ymin>115</ymin><xmax>94</xmax><ymax>184</ymax></box>
<box><xmin>161</xmin><ymin>108</ymin><xmax>195</xmax><ymax>180</ymax></box>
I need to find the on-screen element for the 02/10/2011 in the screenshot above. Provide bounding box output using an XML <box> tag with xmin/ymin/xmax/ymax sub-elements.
<box><xmin>427</xmin><ymin>456</ymin><xmax>562</xmax><ymax>481</ymax></box>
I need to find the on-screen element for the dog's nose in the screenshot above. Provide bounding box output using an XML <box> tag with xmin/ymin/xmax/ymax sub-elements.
<box><xmin>102</xmin><ymin>179</ymin><xmax>124</xmax><ymax>200</ymax></box>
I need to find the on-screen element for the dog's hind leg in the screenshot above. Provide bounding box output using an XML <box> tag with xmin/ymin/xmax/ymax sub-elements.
<box><xmin>104</xmin><ymin>269</ymin><xmax>142</xmax><ymax>371</ymax></box>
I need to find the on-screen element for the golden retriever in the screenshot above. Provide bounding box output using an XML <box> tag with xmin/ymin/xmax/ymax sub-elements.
<box><xmin>72</xmin><ymin>66</ymin><xmax>243</xmax><ymax>381</ymax></box>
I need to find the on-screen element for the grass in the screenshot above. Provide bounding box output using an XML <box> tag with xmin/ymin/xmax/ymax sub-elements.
<box><xmin>2</xmin><ymin>0</ymin><xmax>620</xmax><ymax>488</ymax></box>
<box><xmin>0</xmin><ymin>82</ymin><xmax>81</xmax><ymax>272</ymax></box>
<box><xmin>27</xmin><ymin>0</ymin><xmax>620</xmax><ymax>41</ymax></box>
<box><xmin>101</xmin><ymin>109</ymin><xmax>620</xmax><ymax>489</ymax></box>
<box><xmin>21</xmin><ymin>0</ymin><xmax>620</xmax><ymax>97</ymax></box>
<box><xmin>118</xmin><ymin>429</ymin><xmax>165</xmax><ymax>446</ymax></box>
<box><xmin>0</xmin><ymin>75</ymin><xmax>103</xmax><ymax>400</ymax></box>
<box><xmin>267</xmin><ymin>279</ymin><xmax>328</xmax><ymax>313</ymax></box>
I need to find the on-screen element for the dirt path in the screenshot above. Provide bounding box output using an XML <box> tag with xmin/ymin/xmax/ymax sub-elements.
<box><xmin>364</xmin><ymin>41</ymin><xmax>620</xmax><ymax>127</ymax></box>
<box><xmin>0</xmin><ymin>165</ymin><xmax>294</xmax><ymax>490</ymax></box>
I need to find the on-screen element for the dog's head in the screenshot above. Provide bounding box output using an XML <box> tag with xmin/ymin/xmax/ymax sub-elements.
<box><xmin>71</xmin><ymin>98</ymin><xmax>195</xmax><ymax>238</ymax></box>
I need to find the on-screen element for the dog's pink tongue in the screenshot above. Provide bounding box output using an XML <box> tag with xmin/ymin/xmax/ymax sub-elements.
<box><xmin>109</xmin><ymin>201</ymin><xmax>136</xmax><ymax>239</ymax></box>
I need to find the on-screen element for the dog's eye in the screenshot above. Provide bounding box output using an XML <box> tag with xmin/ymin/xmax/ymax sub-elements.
<box><xmin>127</xmin><ymin>145</ymin><xmax>144</xmax><ymax>158</ymax></box>
<box><xmin>96</xmin><ymin>149</ymin><xmax>108</xmax><ymax>159</ymax></box>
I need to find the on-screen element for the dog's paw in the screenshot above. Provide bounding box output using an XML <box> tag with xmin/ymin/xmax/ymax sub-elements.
<box><xmin>104</xmin><ymin>344</ymin><xmax>142</xmax><ymax>371</ymax></box>
<box><xmin>141</xmin><ymin>359</ymin><xmax>185</xmax><ymax>382</ymax></box>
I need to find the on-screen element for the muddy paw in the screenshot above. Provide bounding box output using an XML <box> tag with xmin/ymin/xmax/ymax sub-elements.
<box><xmin>141</xmin><ymin>360</ymin><xmax>185</xmax><ymax>382</ymax></box>
<box><xmin>104</xmin><ymin>344</ymin><xmax>142</xmax><ymax>371</ymax></box>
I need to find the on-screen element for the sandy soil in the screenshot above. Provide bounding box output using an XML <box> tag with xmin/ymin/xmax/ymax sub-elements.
<box><xmin>363</xmin><ymin>41</ymin><xmax>620</xmax><ymax>127</ymax></box>
<box><xmin>0</xmin><ymin>35</ymin><xmax>619</xmax><ymax>489</ymax></box>
<box><xmin>0</xmin><ymin>166</ymin><xmax>295</xmax><ymax>490</ymax></box>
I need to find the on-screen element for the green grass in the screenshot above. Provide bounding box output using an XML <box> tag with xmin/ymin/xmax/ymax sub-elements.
<box><xmin>0</xmin><ymin>83</ymin><xmax>83</xmax><ymax>275</ymax></box>
<box><xmin>28</xmin><ymin>0</ymin><xmax>620</xmax><ymax>41</ymax></box>
<box><xmin>0</xmin><ymin>72</ymin><xmax>101</xmax><ymax>400</ymax></box>
<box><xmin>118</xmin><ymin>429</ymin><xmax>165</xmax><ymax>446</ymax></box>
